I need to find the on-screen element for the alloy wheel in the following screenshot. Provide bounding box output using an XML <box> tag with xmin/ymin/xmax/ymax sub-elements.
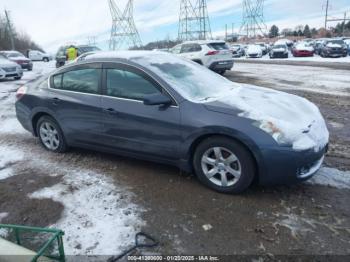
<box><xmin>39</xmin><ymin>122</ymin><xmax>60</xmax><ymax>150</ymax></box>
<box><xmin>201</xmin><ymin>147</ymin><xmax>241</xmax><ymax>187</ymax></box>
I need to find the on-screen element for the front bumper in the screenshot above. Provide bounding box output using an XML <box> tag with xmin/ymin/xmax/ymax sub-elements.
<box><xmin>293</xmin><ymin>50</ymin><xmax>313</xmax><ymax>57</ymax></box>
<box><xmin>270</xmin><ymin>52</ymin><xmax>288</xmax><ymax>58</ymax></box>
<box><xmin>258</xmin><ymin>144</ymin><xmax>328</xmax><ymax>186</ymax></box>
<box><xmin>0</xmin><ymin>68</ymin><xmax>23</xmax><ymax>79</ymax></box>
<box><xmin>324</xmin><ymin>49</ymin><xmax>347</xmax><ymax>57</ymax></box>
<box><xmin>209</xmin><ymin>60</ymin><xmax>234</xmax><ymax>71</ymax></box>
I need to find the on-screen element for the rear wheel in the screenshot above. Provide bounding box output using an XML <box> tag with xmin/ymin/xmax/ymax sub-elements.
<box><xmin>36</xmin><ymin>116</ymin><xmax>67</xmax><ymax>153</ymax></box>
<box><xmin>218</xmin><ymin>70</ymin><xmax>225</xmax><ymax>75</ymax></box>
<box><xmin>193</xmin><ymin>136</ymin><xmax>256</xmax><ymax>194</ymax></box>
<box><xmin>43</xmin><ymin>57</ymin><xmax>49</xmax><ymax>62</ymax></box>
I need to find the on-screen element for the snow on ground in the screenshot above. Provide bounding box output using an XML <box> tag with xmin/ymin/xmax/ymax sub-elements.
<box><xmin>0</xmin><ymin>145</ymin><xmax>24</xmax><ymax>180</ymax></box>
<box><xmin>234</xmin><ymin>63</ymin><xmax>350</xmax><ymax>96</ymax></box>
<box><xmin>29</xmin><ymin>168</ymin><xmax>144</xmax><ymax>255</ymax></box>
<box><xmin>236</xmin><ymin>53</ymin><xmax>350</xmax><ymax>63</ymax></box>
<box><xmin>309</xmin><ymin>167</ymin><xmax>350</xmax><ymax>189</ymax></box>
<box><xmin>0</xmin><ymin>61</ymin><xmax>56</xmax><ymax>135</ymax></box>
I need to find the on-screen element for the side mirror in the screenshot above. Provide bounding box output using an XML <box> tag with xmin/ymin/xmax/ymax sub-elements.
<box><xmin>143</xmin><ymin>93</ymin><xmax>172</xmax><ymax>106</ymax></box>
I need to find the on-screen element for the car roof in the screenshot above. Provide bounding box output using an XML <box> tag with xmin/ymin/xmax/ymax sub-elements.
<box><xmin>182</xmin><ymin>40</ymin><xmax>226</xmax><ymax>45</ymax></box>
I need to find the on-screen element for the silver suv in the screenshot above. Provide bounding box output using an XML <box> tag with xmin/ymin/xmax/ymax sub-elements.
<box><xmin>171</xmin><ymin>40</ymin><xmax>233</xmax><ymax>75</ymax></box>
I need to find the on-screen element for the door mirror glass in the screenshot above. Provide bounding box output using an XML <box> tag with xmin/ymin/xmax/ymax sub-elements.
<box><xmin>143</xmin><ymin>93</ymin><xmax>172</xmax><ymax>106</ymax></box>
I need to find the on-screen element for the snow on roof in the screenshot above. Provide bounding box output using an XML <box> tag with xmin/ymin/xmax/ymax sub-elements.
<box><xmin>182</xmin><ymin>40</ymin><xmax>226</xmax><ymax>44</ymax></box>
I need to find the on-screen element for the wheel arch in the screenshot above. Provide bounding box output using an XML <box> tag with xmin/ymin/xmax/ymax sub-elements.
<box><xmin>31</xmin><ymin>111</ymin><xmax>56</xmax><ymax>137</ymax></box>
<box><xmin>186</xmin><ymin>132</ymin><xmax>263</xmax><ymax>183</ymax></box>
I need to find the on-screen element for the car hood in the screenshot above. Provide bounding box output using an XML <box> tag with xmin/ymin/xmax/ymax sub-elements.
<box><xmin>0</xmin><ymin>59</ymin><xmax>18</xmax><ymax>67</ymax></box>
<box><xmin>326</xmin><ymin>43</ymin><xmax>342</xmax><ymax>48</ymax></box>
<box><xmin>272</xmin><ymin>48</ymin><xmax>286</xmax><ymax>52</ymax></box>
<box><xmin>9</xmin><ymin>57</ymin><xmax>30</xmax><ymax>62</ymax></box>
<box><xmin>204</xmin><ymin>84</ymin><xmax>329</xmax><ymax>152</ymax></box>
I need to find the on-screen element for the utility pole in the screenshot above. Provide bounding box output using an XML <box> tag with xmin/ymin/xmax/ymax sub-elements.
<box><xmin>343</xmin><ymin>12</ymin><xmax>347</xmax><ymax>36</ymax></box>
<box><xmin>324</xmin><ymin>0</ymin><xmax>329</xmax><ymax>29</ymax></box>
<box><xmin>4</xmin><ymin>9</ymin><xmax>15</xmax><ymax>50</ymax></box>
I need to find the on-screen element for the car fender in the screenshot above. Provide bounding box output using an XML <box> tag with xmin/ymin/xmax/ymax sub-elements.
<box><xmin>181</xmin><ymin>126</ymin><xmax>268</xmax><ymax>177</ymax></box>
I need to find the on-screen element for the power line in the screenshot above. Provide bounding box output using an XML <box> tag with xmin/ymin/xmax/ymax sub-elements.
<box><xmin>240</xmin><ymin>0</ymin><xmax>267</xmax><ymax>38</ymax></box>
<box><xmin>108</xmin><ymin>0</ymin><xmax>142</xmax><ymax>50</ymax></box>
<box><xmin>178</xmin><ymin>0</ymin><xmax>212</xmax><ymax>41</ymax></box>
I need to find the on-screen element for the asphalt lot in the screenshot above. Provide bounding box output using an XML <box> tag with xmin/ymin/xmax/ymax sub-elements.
<box><xmin>0</xmin><ymin>61</ymin><xmax>349</xmax><ymax>260</ymax></box>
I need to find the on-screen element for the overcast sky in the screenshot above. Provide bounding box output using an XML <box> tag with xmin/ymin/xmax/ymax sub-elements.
<box><xmin>1</xmin><ymin>0</ymin><xmax>349</xmax><ymax>52</ymax></box>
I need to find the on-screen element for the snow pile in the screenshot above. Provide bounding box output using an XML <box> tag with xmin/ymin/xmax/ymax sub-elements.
<box><xmin>0</xmin><ymin>145</ymin><xmax>24</xmax><ymax>180</ymax></box>
<box><xmin>29</xmin><ymin>170</ymin><xmax>144</xmax><ymax>255</ymax></box>
<box><xmin>308</xmin><ymin>167</ymin><xmax>350</xmax><ymax>189</ymax></box>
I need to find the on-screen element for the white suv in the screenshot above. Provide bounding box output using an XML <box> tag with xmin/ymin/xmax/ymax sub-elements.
<box><xmin>171</xmin><ymin>40</ymin><xmax>234</xmax><ymax>74</ymax></box>
<box><xmin>28</xmin><ymin>50</ymin><xmax>52</xmax><ymax>62</ymax></box>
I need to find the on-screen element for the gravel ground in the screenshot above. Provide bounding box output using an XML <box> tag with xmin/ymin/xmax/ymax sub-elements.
<box><xmin>0</xmin><ymin>61</ymin><xmax>349</xmax><ymax>260</ymax></box>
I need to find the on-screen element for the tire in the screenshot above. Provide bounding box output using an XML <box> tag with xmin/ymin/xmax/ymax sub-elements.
<box><xmin>193</xmin><ymin>136</ymin><xmax>256</xmax><ymax>194</ymax></box>
<box><xmin>14</xmin><ymin>76</ymin><xmax>21</xmax><ymax>80</ymax></box>
<box><xmin>218</xmin><ymin>70</ymin><xmax>225</xmax><ymax>75</ymax></box>
<box><xmin>36</xmin><ymin>116</ymin><xmax>68</xmax><ymax>153</ymax></box>
<box><xmin>43</xmin><ymin>57</ymin><xmax>49</xmax><ymax>62</ymax></box>
<box><xmin>28</xmin><ymin>67</ymin><xmax>33</xmax><ymax>71</ymax></box>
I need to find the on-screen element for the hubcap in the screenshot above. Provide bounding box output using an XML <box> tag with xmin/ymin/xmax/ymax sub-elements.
<box><xmin>201</xmin><ymin>147</ymin><xmax>241</xmax><ymax>187</ymax></box>
<box><xmin>39</xmin><ymin>122</ymin><xmax>60</xmax><ymax>150</ymax></box>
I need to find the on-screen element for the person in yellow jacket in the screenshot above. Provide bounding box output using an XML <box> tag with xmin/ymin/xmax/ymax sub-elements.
<box><xmin>66</xmin><ymin>45</ymin><xmax>78</xmax><ymax>61</ymax></box>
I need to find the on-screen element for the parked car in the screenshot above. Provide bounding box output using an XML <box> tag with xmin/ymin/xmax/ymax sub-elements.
<box><xmin>0</xmin><ymin>55</ymin><xmax>23</xmax><ymax>80</ymax></box>
<box><xmin>245</xmin><ymin>45</ymin><xmax>263</xmax><ymax>58</ymax></box>
<box><xmin>55</xmin><ymin>45</ymin><xmax>101</xmax><ymax>68</ymax></box>
<box><xmin>0</xmin><ymin>51</ymin><xmax>33</xmax><ymax>70</ymax></box>
<box><xmin>170</xmin><ymin>40</ymin><xmax>233</xmax><ymax>75</ymax></box>
<box><xmin>15</xmin><ymin>51</ymin><xmax>329</xmax><ymax>193</ymax></box>
<box><xmin>255</xmin><ymin>42</ymin><xmax>268</xmax><ymax>55</ymax></box>
<box><xmin>269</xmin><ymin>44</ymin><xmax>289</xmax><ymax>58</ymax></box>
<box><xmin>320</xmin><ymin>39</ymin><xmax>348</xmax><ymax>58</ymax></box>
<box><xmin>292</xmin><ymin>42</ymin><xmax>314</xmax><ymax>57</ymax></box>
<box><xmin>275</xmin><ymin>39</ymin><xmax>293</xmax><ymax>48</ymax></box>
<box><xmin>28</xmin><ymin>50</ymin><xmax>52</xmax><ymax>62</ymax></box>
<box><xmin>230</xmin><ymin>44</ymin><xmax>245</xmax><ymax>57</ymax></box>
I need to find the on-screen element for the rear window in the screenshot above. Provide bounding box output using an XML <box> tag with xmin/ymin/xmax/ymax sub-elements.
<box><xmin>207</xmin><ymin>43</ymin><xmax>229</xmax><ymax>50</ymax></box>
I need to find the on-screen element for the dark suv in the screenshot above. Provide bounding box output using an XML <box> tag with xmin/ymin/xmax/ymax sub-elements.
<box><xmin>320</xmin><ymin>39</ymin><xmax>348</xmax><ymax>58</ymax></box>
<box><xmin>55</xmin><ymin>45</ymin><xmax>101</xmax><ymax>68</ymax></box>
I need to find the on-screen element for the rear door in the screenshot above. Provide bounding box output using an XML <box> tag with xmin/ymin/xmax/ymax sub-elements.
<box><xmin>100</xmin><ymin>63</ymin><xmax>181</xmax><ymax>159</ymax></box>
<box><xmin>48</xmin><ymin>63</ymin><xmax>104</xmax><ymax>145</ymax></box>
<box><xmin>179</xmin><ymin>43</ymin><xmax>202</xmax><ymax>62</ymax></box>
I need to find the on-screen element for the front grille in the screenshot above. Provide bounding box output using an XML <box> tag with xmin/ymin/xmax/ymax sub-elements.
<box><xmin>2</xmin><ymin>67</ymin><xmax>16</xmax><ymax>72</ymax></box>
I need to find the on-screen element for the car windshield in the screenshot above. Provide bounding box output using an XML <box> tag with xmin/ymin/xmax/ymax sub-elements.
<box><xmin>327</xmin><ymin>40</ymin><xmax>344</xmax><ymax>45</ymax></box>
<box><xmin>273</xmin><ymin>45</ymin><xmax>285</xmax><ymax>49</ymax></box>
<box><xmin>131</xmin><ymin>54</ymin><xmax>237</xmax><ymax>102</ymax></box>
<box><xmin>207</xmin><ymin>43</ymin><xmax>229</xmax><ymax>50</ymax></box>
<box><xmin>8</xmin><ymin>53</ymin><xmax>24</xmax><ymax>58</ymax></box>
<box><xmin>78</xmin><ymin>46</ymin><xmax>101</xmax><ymax>53</ymax></box>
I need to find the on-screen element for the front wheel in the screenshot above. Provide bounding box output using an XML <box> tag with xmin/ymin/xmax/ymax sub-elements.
<box><xmin>193</xmin><ymin>136</ymin><xmax>256</xmax><ymax>194</ymax></box>
<box><xmin>36</xmin><ymin>116</ymin><xmax>68</xmax><ymax>153</ymax></box>
<box><xmin>14</xmin><ymin>76</ymin><xmax>22</xmax><ymax>80</ymax></box>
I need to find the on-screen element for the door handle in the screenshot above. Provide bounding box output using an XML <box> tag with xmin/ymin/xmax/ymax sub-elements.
<box><xmin>51</xmin><ymin>97</ymin><xmax>60</xmax><ymax>106</ymax></box>
<box><xmin>103</xmin><ymin>108</ymin><xmax>119</xmax><ymax>115</ymax></box>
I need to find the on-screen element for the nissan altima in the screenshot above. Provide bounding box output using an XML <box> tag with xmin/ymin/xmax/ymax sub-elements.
<box><xmin>15</xmin><ymin>51</ymin><xmax>329</xmax><ymax>193</ymax></box>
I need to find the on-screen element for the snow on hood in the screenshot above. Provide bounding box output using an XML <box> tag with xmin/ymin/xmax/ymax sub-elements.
<box><xmin>215</xmin><ymin>85</ymin><xmax>329</xmax><ymax>152</ymax></box>
<box><xmin>0</xmin><ymin>58</ymin><xmax>18</xmax><ymax>67</ymax></box>
<box><xmin>326</xmin><ymin>42</ymin><xmax>342</xmax><ymax>48</ymax></box>
<box><xmin>295</xmin><ymin>43</ymin><xmax>313</xmax><ymax>51</ymax></box>
<box><xmin>247</xmin><ymin>45</ymin><xmax>261</xmax><ymax>54</ymax></box>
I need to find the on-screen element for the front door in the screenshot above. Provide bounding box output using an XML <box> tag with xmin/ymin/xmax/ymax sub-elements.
<box><xmin>100</xmin><ymin>63</ymin><xmax>181</xmax><ymax>160</ymax></box>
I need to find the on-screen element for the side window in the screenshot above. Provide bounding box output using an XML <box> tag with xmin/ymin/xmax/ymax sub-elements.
<box><xmin>181</xmin><ymin>44</ymin><xmax>193</xmax><ymax>53</ymax></box>
<box><xmin>171</xmin><ymin>45</ymin><xmax>181</xmax><ymax>54</ymax></box>
<box><xmin>61</xmin><ymin>68</ymin><xmax>100</xmax><ymax>94</ymax></box>
<box><xmin>53</xmin><ymin>74</ymin><xmax>62</xmax><ymax>89</ymax></box>
<box><xmin>106</xmin><ymin>68</ymin><xmax>161</xmax><ymax>100</ymax></box>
